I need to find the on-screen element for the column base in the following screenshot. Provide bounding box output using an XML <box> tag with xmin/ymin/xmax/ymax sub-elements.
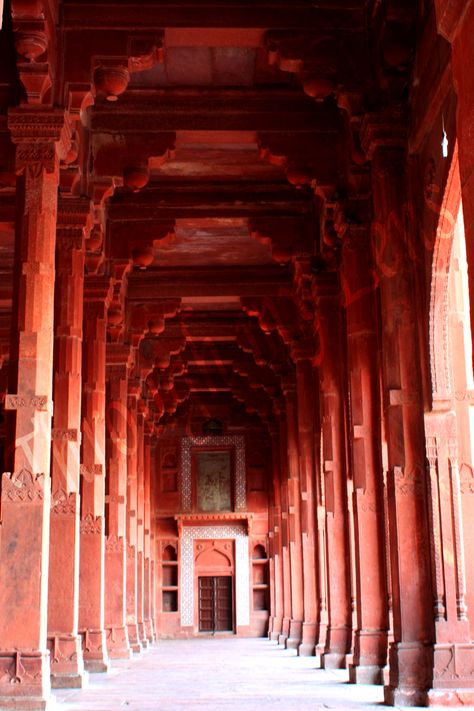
<box><xmin>0</xmin><ymin>696</ymin><xmax>56</xmax><ymax>710</ymax></box>
<box><xmin>315</xmin><ymin>619</ymin><xmax>328</xmax><ymax>658</ymax></box>
<box><xmin>0</xmin><ymin>651</ymin><xmax>53</xmax><ymax>709</ymax></box>
<box><xmin>127</xmin><ymin>623</ymin><xmax>142</xmax><ymax>653</ymax></box>
<box><xmin>270</xmin><ymin>616</ymin><xmax>283</xmax><ymax>642</ymax></box>
<box><xmin>384</xmin><ymin>641</ymin><xmax>432</xmax><ymax>707</ymax></box>
<box><xmin>144</xmin><ymin>618</ymin><xmax>155</xmax><ymax>644</ymax></box>
<box><xmin>321</xmin><ymin>652</ymin><xmax>348</xmax><ymax>669</ymax></box>
<box><xmin>51</xmin><ymin>671</ymin><xmax>89</xmax><ymax>689</ymax></box>
<box><xmin>48</xmin><ymin>634</ymin><xmax>87</xmax><ymax>689</ymax></box>
<box><xmin>278</xmin><ymin>617</ymin><xmax>290</xmax><ymax>645</ymax></box>
<box><xmin>384</xmin><ymin>685</ymin><xmax>428</xmax><ymax>707</ymax></box>
<box><xmin>298</xmin><ymin>622</ymin><xmax>317</xmax><ymax>656</ymax></box>
<box><xmin>298</xmin><ymin>642</ymin><xmax>316</xmax><ymax>656</ymax></box>
<box><xmin>105</xmin><ymin>625</ymin><xmax>132</xmax><ymax>659</ymax></box>
<box><xmin>81</xmin><ymin>629</ymin><xmax>110</xmax><ymax>673</ymax></box>
<box><xmin>349</xmin><ymin>663</ymin><xmax>384</xmax><ymax>685</ymax></box>
<box><xmin>286</xmin><ymin>620</ymin><xmax>303</xmax><ymax>650</ymax></box>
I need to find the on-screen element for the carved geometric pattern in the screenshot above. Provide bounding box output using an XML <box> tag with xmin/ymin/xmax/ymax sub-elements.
<box><xmin>180</xmin><ymin>524</ymin><xmax>250</xmax><ymax>628</ymax></box>
<box><xmin>1</xmin><ymin>469</ymin><xmax>45</xmax><ymax>503</ymax></box>
<box><xmin>181</xmin><ymin>435</ymin><xmax>246</xmax><ymax>512</ymax></box>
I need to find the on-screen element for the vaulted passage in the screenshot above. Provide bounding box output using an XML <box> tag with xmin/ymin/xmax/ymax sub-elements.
<box><xmin>3</xmin><ymin>1</ymin><xmax>474</xmax><ymax>709</ymax></box>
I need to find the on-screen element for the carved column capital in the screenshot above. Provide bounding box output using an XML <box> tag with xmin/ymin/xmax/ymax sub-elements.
<box><xmin>8</xmin><ymin>108</ymin><xmax>72</xmax><ymax>173</ymax></box>
<box><xmin>57</xmin><ymin>196</ymin><xmax>94</xmax><ymax>248</ymax></box>
<box><xmin>359</xmin><ymin>108</ymin><xmax>408</xmax><ymax>161</ymax></box>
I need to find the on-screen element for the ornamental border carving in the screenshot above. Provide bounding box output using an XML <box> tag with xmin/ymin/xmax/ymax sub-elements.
<box><xmin>181</xmin><ymin>435</ymin><xmax>246</xmax><ymax>512</ymax></box>
<box><xmin>1</xmin><ymin>469</ymin><xmax>45</xmax><ymax>503</ymax></box>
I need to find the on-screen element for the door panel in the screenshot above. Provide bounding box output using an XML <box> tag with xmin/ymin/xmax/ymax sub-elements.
<box><xmin>198</xmin><ymin>576</ymin><xmax>233</xmax><ymax>632</ymax></box>
<box><xmin>198</xmin><ymin>577</ymin><xmax>214</xmax><ymax>632</ymax></box>
<box><xmin>215</xmin><ymin>576</ymin><xmax>232</xmax><ymax>631</ymax></box>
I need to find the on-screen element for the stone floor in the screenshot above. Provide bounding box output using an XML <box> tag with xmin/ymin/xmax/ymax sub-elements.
<box><xmin>55</xmin><ymin>637</ymin><xmax>444</xmax><ymax>711</ymax></box>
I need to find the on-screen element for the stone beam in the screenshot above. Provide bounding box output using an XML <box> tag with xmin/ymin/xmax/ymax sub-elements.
<box><xmin>127</xmin><ymin>266</ymin><xmax>293</xmax><ymax>299</ymax></box>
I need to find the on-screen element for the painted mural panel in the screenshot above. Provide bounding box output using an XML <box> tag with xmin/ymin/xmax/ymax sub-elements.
<box><xmin>196</xmin><ymin>451</ymin><xmax>232</xmax><ymax>512</ymax></box>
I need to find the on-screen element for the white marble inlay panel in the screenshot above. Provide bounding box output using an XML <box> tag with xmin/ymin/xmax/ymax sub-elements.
<box><xmin>180</xmin><ymin>524</ymin><xmax>250</xmax><ymax>628</ymax></box>
<box><xmin>180</xmin><ymin>435</ymin><xmax>246</xmax><ymax>512</ymax></box>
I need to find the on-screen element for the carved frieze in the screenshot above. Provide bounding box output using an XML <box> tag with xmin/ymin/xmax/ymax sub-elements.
<box><xmin>1</xmin><ymin>469</ymin><xmax>45</xmax><ymax>503</ymax></box>
<box><xmin>393</xmin><ymin>465</ymin><xmax>425</xmax><ymax>498</ymax></box>
<box><xmin>5</xmin><ymin>394</ymin><xmax>51</xmax><ymax>412</ymax></box>
<box><xmin>51</xmin><ymin>488</ymin><xmax>77</xmax><ymax>515</ymax></box>
<box><xmin>51</xmin><ymin>428</ymin><xmax>79</xmax><ymax>442</ymax></box>
<box><xmin>105</xmin><ymin>534</ymin><xmax>125</xmax><ymax>553</ymax></box>
<box><xmin>80</xmin><ymin>513</ymin><xmax>103</xmax><ymax>534</ymax></box>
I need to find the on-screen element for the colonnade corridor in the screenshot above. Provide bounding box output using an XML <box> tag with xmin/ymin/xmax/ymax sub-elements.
<box><xmin>55</xmin><ymin>638</ymin><xmax>387</xmax><ymax>711</ymax></box>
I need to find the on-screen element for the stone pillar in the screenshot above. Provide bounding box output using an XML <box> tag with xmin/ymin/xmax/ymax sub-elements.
<box><xmin>149</xmin><ymin>441</ymin><xmax>157</xmax><ymax>637</ymax></box>
<box><xmin>283</xmin><ymin>380</ymin><xmax>304</xmax><ymax>651</ymax></box>
<box><xmin>79</xmin><ymin>275</ymin><xmax>113</xmax><ymax>673</ymax></box>
<box><xmin>269</xmin><ymin>424</ymin><xmax>284</xmax><ymax>641</ymax></box>
<box><xmin>292</xmin><ymin>346</ymin><xmax>319</xmax><ymax>656</ymax></box>
<box><xmin>143</xmin><ymin>427</ymin><xmax>155</xmax><ymax>643</ymax></box>
<box><xmin>0</xmin><ymin>108</ymin><xmax>69</xmax><ymax>710</ymax></box>
<box><xmin>315</xmin><ymin>276</ymin><xmax>352</xmax><ymax>669</ymax></box>
<box><xmin>104</xmin><ymin>344</ymin><xmax>133</xmax><ymax>659</ymax></box>
<box><xmin>48</xmin><ymin>197</ymin><xmax>92</xmax><ymax>689</ymax></box>
<box><xmin>449</xmin><ymin>2</ymin><xmax>474</xmax><ymax>368</ymax></box>
<box><xmin>341</xmin><ymin>227</ymin><xmax>389</xmax><ymax>684</ymax></box>
<box><xmin>278</xmin><ymin>415</ymin><xmax>292</xmax><ymax>646</ymax></box>
<box><xmin>362</xmin><ymin>119</ymin><xmax>433</xmax><ymax>705</ymax></box>
<box><xmin>126</xmin><ymin>385</ymin><xmax>142</xmax><ymax>653</ymax></box>
<box><xmin>136</xmin><ymin>409</ymin><xmax>147</xmax><ymax>647</ymax></box>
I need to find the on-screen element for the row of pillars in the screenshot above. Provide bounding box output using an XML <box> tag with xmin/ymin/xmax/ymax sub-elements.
<box><xmin>266</xmin><ymin>143</ymin><xmax>474</xmax><ymax>706</ymax></box>
<box><xmin>0</xmin><ymin>109</ymin><xmax>156</xmax><ymax>709</ymax></box>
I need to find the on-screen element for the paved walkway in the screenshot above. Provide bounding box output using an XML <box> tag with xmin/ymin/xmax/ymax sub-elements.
<box><xmin>55</xmin><ymin>637</ymin><xmax>435</xmax><ymax>710</ymax></box>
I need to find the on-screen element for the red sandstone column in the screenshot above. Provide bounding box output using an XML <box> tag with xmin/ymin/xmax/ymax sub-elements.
<box><xmin>450</xmin><ymin>3</ymin><xmax>474</xmax><ymax>369</ymax></box>
<box><xmin>104</xmin><ymin>344</ymin><xmax>133</xmax><ymax>659</ymax></box>
<box><xmin>361</xmin><ymin>122</ymin><xmax>433</xmax><ymax>705</ymax></box>
<box><xmin>341</xmin><ymin>227</ymin><xmax>389</xmax><ymax>684</ymax></box>
<box><xmin>0</xmin><ymin>108</ymin><xmax>69</xmax><ymax>710</ymax></box>
<box><xmin>126</xmin><ymin>386</ymin><xmax>142</xmax><ymax>653</ymax></box>
<box><xmin>143</xmin><ymin>427</ymin><xmax>155</xmax><ymax>643</ymax></box>
<box><xmin>79</xmin><ymin>275</ymin><xmax>113</xmax><ymax>673</ymax></box>
<box><xmin>292</xmin><ymin>346</ymin><xmax>319</xmax><ymax>656</ymax></box>
<box><xmin>149</xmin><ymin>440</ymin><xmax>157</xmax><ymax>636</ymax></box>
<box><xmin>269</xmin><ymin>424</ymin><xmax>284</xmax><ymax>641</ymax></box>
<box><xmin>47</xmin><ymin>197</ymin><xmax>92</xmax><ymax>689</ymax></box>
<box><xmin>136</xmin><ymin>409</ymin><xmax>148</xmax><ymax>647</ymax></box>
<box><xmin>278</xmin><ymin>415</ymin><xmax>292</xmax><ymax>646</ymax></box>
<box><xmin>315</xmin><ymin>276</ymin><xmax>352</xmax><ymax>669</ymax></box>
<box><xmin>283</xmin><ymin>379</ymin><xmax>304</xmax><ymax>651</ymax></box>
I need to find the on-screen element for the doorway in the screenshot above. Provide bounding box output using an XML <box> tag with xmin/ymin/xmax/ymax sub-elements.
<box><xmin>198</xmin><ymin>576</ymin><xmax>233</xmax><ymax>633</ymax></box>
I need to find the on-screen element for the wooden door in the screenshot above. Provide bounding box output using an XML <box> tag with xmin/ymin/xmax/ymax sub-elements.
<box><xmin>198</xmin><ymin>576</ymin><xmax>233</xmax><ymax>632</ymax></box>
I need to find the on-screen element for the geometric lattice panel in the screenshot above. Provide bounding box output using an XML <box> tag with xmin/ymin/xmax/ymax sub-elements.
<box><xmin>180</xmin><ymin>524</ymin><xmax>250</xmax><ymax>627</ymax></box>
<box><xmin>180</xmin><ymin>435</ymin><xmax>246</xmax><ymax>512</ymax></box>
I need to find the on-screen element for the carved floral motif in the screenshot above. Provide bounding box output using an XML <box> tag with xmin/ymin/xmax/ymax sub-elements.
<box><xmin>51</xmin><ymin>488</ymin><xmax>77</xmax><ymax>515</ymax></box>
<box><xmin>80</xmin><ymin>513</ymin><xmax>102</xmax><ymax>534</ymax></box>
<box><xmin>1</xmin><ymin>469</ymin><xmax>45</xmax><ymax>503</ymax></box>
